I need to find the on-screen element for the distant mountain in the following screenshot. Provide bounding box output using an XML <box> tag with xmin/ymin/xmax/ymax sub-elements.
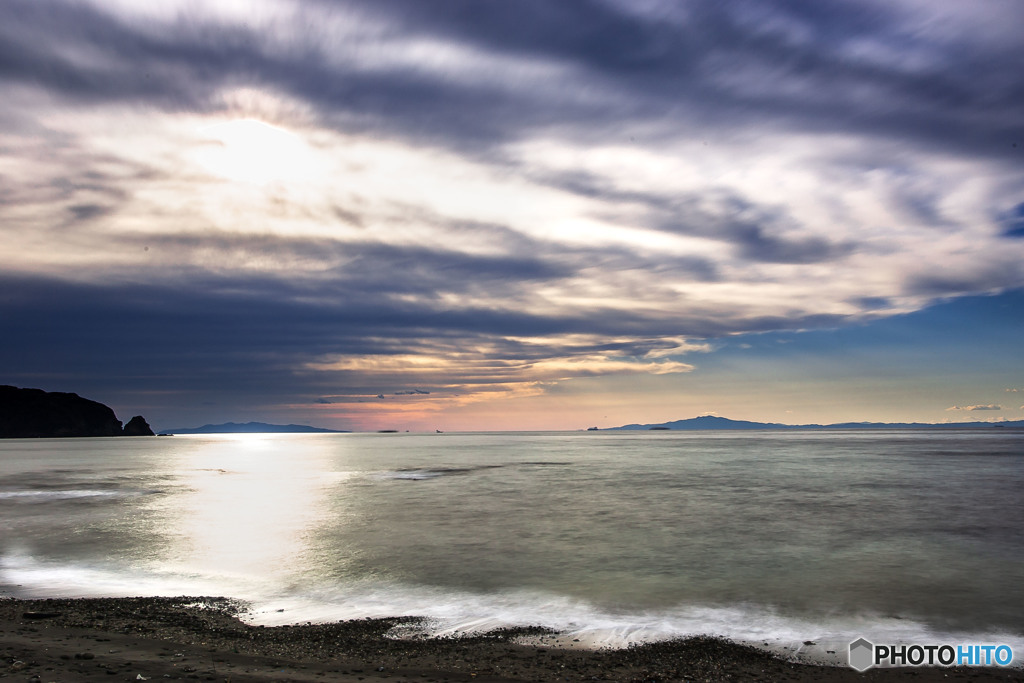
<box><xmin>159</xmin><ymin>422</ymin><xmax>347</xmax><ymax>435</ymax></box>
<box><xmin>615</xmin><ymin>415</ymin><xmax>790</xmax><ymax>430</ymax></box>
<box><xmin>608</xmin><ymin>415</ymin><xmax>1024</xmax><ymax>430</ymax></box>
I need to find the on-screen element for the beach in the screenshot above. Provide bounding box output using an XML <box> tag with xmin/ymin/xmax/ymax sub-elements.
<box><xmin>2</xmin><ymin>597</ymin><xmax>1022</xmax><ymax>682</ymax></box>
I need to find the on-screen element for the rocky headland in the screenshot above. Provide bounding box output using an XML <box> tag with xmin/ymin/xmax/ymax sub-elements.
<box><xmin>0</xmin><ymin>385</ymin><xmax>154</xmax><ymax>438</ymax></box>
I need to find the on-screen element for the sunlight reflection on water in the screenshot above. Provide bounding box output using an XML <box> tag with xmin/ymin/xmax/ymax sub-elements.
<box><xmin>147</xmin><ymin>434</ymin><xmax>347</xmax><ymax>580</ymax></box>
<box><xmin>1</xmin><ymin>430</ymin><xmax>1022</xmax><ymax>654</ymax></box>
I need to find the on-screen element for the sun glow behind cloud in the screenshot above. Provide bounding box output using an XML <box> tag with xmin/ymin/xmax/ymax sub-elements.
<box><xmin>192</xmin><ymin>119</ymin><xmax>324</xmax><ymax>186</ymax></box>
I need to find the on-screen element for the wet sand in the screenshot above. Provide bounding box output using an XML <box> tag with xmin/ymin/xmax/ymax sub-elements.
<box><xmin>2</xmin><ymin>597</ymin><xmax>1021</xmax><ymax>682</ymax></box>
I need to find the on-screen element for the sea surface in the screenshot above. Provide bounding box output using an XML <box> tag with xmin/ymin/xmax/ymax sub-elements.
<box><xmin>1</xmin><ymin>430</ymin><xmax>1022</xmax><ymax>663</ymax></box>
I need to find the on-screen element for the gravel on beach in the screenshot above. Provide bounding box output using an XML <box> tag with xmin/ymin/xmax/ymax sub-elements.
<box><xmin>2</xmin><ymin>597</ymin><xmax>1021</xmax><ymax>682</ymax></box>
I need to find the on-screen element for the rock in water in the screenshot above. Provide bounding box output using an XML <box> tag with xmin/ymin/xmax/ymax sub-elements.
<box><xmin>123</xmin><ymin>415</ymin><xmax>155</xmax><ymax>436</ymax></box>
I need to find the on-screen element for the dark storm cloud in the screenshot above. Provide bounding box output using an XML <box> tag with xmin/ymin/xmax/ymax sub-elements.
<box><xmin>539</xmin><ymin>170</ymin><xmax>854</xmax><ymax>265</ymax></box>
<box><xmin>905</xmin><ymin>260</ymin><xmax>1024</xmax><ymax>299</ymax></box>
<box><xmin>294</xmin><ymin>0</ymin><xmax>1024</xmax><ymax>156</ymax></box>
<box><xmin>67</xmin><ymin>203</ymin><xmax>116</xmax><ymax>222</ymax></box>
<box><xmin>0</xmin><ymin>273</ymin><xmax>570</xmax><ymax>375</ymax></box>
<box><xmin>124</xmin><ymin>231</ymin><xmax>573</xmax><ymax>294</ymax></box>
<box><xmin>1002</xmin><ymin>204</ymin><xmax>1024</xmax><ymax>239</ymax></box>
<box><xmin>0</xmin><ymin>271</ymin><xmax>847</xmax><ymax>398</ymax></box>
<box><xmin>0</xmin><ymin>1</ymin><xmax>217</xmax><ymax>106</ymax></box>
<box><xmin>2</xmin><ymin>0</ymin><xmax>1021</xmax><ymax>159</ymax></box>
<box><xmin>108</xmin><ymin>223</ymin><xmax>722</xmax><ymax>312</ymax></box>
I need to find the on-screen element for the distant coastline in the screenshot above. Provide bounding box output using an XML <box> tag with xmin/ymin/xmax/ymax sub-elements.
<box><xmin>604</xmin><ymin>415</ymin><xmax>1024</xmax><ymax>431</ymax></box>
<box><xmin>158</xmin><ymin>421</ymin><xmax>348</xmax><ymax>435</ymax></box>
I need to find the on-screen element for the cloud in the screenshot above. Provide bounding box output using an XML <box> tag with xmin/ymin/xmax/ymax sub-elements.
<box><xmin>1</xmin><ymin>0</ymin><xmax>1024</xmax><ymax>426</ymax></box>
<box><xmin>0</xmin><ymin>273</ymin><xmax>702</xmax><ymax>413</ymax></box>
<box><xmin>1002</xmin><ymin>204</ymin><xmax>1024</xmax><ymax>239</ymax></box>
<box><xmin>3</xmin><ymin>0</ymin><xmax>1022</xmax><ymax>158</ymax></box>
<box><xmin>946</xmin><ymin>405</ymin><xmax>1002</xmax><ymax>411</ymax></box>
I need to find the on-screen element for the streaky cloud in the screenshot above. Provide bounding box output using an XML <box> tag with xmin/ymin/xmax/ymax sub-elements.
<box><xmin>946</xmin><ymin>405</ymin><xmax>1002</xmax><ymax>412</ymax></box>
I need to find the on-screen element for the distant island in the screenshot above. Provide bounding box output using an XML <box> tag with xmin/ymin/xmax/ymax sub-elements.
<box><xmin>605</xmin><ymin>415</ymin><xmax>1024</xmax><ymax>430</ymax></box>
<box><xmin>0</xmin><ymin>385</ymin><xmax>154</xmax><ymax>438</ymax></box>
<box><xmin>158</xmin><ymin>422</ymin><xmax>347</xmax><ymax>435</ymax></box>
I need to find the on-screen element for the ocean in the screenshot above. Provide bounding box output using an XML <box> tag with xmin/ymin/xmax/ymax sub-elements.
<box><xmin>1</xmin><ymin>430</ymin><xmax>1021</xmax><ymax>664</ymax></box>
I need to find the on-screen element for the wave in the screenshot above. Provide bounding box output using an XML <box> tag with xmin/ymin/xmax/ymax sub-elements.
<box><xmin>0</xmin><ymin>553</ymin><xmax>259</xmax><ymax>600</ymax></box>
<box><xmin>374</xmin><ymin>465</ymin><xmax>504</xmax><ymax>481</ymax></box>
<box><xmin>0</xmin><ymin>489</ymin><xmax>138</xmax><ymax>501</ymax></box>
<box><xmin>3</xmin><ymin>553</ymin><xmax>1021</xmax><ymax>666</ymax></box>
<box><xmin>374</xmin><ymin>461</ymin><xmax>569</xmax><ymax>481</ymax></box>
<box><xmin>244</xmin><ymin>585</ymin><xmax>1024</xmax><ymax>665</ymax></box>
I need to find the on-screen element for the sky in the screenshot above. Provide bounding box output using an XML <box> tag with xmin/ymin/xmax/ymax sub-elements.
<box><xmin>1</xmin><ymin>0</ymin><xmax>1022</xmax><ymax>432</ymax></box>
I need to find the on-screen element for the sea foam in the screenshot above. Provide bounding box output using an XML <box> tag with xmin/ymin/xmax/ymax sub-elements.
<box><xmin>6</xmin><ymin>553</ymin><xmax>1019</xmax><ymax>666</ymax></box>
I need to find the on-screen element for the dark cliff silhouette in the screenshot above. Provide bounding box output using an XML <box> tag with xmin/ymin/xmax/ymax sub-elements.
<box><xmin>0</xmin><ymin>385</ymin><xmax>154</xmax><ymax>438</ymax></box>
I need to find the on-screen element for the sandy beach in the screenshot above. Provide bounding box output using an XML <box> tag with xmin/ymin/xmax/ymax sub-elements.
<box><xmin>1</xmin><ymin>597</ymin><xmax>1021</xmax><ymax>682</ymax></box>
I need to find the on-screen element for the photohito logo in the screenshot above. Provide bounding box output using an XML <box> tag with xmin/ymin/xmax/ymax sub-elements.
<box><xmin>848</xmin><ymin>638</ymin><xmax>1014</xmax><ymax>671</ymax></box>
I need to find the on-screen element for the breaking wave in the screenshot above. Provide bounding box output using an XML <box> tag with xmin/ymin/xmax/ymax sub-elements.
<box><xmin>3</xmin><ymin>553</ymin><xmax>1021</xmax><ymax>666</ymax></box>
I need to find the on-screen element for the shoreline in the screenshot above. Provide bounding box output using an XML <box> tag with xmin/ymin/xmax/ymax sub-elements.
<box><xmin>2</xmin><ymin>597</ymin><xmax>1022</xmax><ymax>682</ymax></box>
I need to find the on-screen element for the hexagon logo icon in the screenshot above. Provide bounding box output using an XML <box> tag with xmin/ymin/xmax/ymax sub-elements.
<box><xmin>849</xmin><ymin>637</ymin><xmax>875</xmax><ymax>671</ymax></box>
